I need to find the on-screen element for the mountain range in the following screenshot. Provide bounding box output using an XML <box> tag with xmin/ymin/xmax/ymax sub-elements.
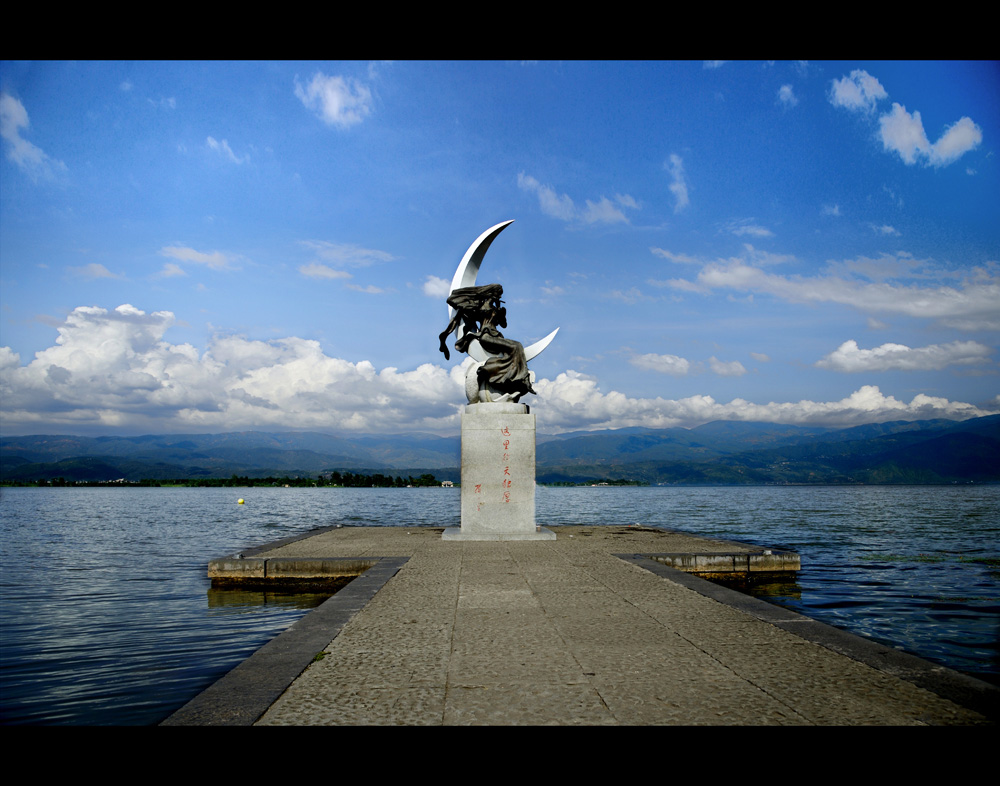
<box><xmin>2</xmin><ymin>414</ymin><xmax>998</xmax><ymax>485</ymax></box>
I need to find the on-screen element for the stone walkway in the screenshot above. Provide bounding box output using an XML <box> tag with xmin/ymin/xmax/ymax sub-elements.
<box><xmin>167</xmin><ymin>525</ymin><xmax>997</xmax><ymax>726</ymax></box>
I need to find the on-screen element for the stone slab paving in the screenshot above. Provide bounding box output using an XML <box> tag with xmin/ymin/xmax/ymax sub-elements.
<box><xmin>205</xmin><ymin>525</ymin><xmax>995</xmax><ymax>726</ymax></box>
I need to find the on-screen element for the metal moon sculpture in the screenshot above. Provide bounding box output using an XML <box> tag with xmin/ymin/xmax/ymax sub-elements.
<box><xmin>440</xmin><ymin>220</ymin><xmax>559</xmax><ymax>404</ymax></box>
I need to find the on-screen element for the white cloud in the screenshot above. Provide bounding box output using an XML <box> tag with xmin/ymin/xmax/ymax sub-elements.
<box><xmin>299</xmin><ymin>263</ymin><xmax>352</xmax><ymax>280</ymax></box>
<box><xmin>206</xmin><ymin>136</ymin><xmax>248</xmax><ymax>165</ymax></box>
<box><xmin>423</xmin><ymin>275</ymin><xmax>451</xmax><ymax>298</ymax></box>
<box><xmin>872</xmin><ymin>224</ymin><xmax>900</xmax><ymax>236</ymax></box>
<box><xmin>533</xmin><ymin>374</ymin><xmax>994</xmax><ymax>433</ymax></box>
<box><xmin>0</xmin><ymin>304</ymin><xmax>464</xmax><ymax>435</ymax></box>
<box><xmin>875</xmin><ymin>101</ymin><xmax>981</xmax><ymax>168</ymax></box>
<box><xmin>0</xmin><ymin>92</ymin><xmax>67</xmax><ymax>181</ymax></box>
<box><xmin>607</xmin><ymin>287</ymin><xmax>652</xmax><ymax>304</ymax></box>
<box><xmin>778</xmin><ymin>84</ymin><xmax>798</xmax><ymax>107</ymax></box>
<box><xmin>345</xmin><ymin>283</ymin><xmax>385</xmax><ymax>294</ymax></box>
<box><xmin>703</xmin><ymin>61</ymin><xmax>726</xmax><ymax>70</ymax></box>
<box><xmin>829</xmin><ymin>70</ymin><xmax>887</xmax><ymax>113</ymax></box>
<box><xmin>750</xmin><ymin>352</ymin><xmax>770</xmax><ymax>362</ymax></box>
<box><xmin>2</xmin><ymin>307</ymin><xmax>995</xmax><ymax>435</ymax></box>
<box><xmin>708</xmin><ymin>357</ymin><xmax>747</xmax><ymax>376</ymax></box>
<box><xmin>726</xmin><ymin>219</ymin><xmax>773</xmax><ymax>238</ymax></box>
<box><xmin>155</xmin><ymin>263</ymin><xmax>187</xmax><ymax>279</ymax></box>
<box><xmin>582</xmin><ymin>196</ymin><xmax>629</xmax><ymax>225</ymax></box>
<box><xmin>517</xmin><ymin>172</ymin><xmax>575</xmax><ymax>221</ymax></box>
<box><xmin>666</xmin><ymin>154</ymin><xmax>689</xmax><ymax>213</ymax></box>
<box><xmin>878</xmin><ymin>103</ymin><xmax>932</xmax><ymax>165</ymax></box>
<box><xmin>68</xmin><ymin>263</ymin><xmax>122</xmax><ymax>279</ymax></box>
<box><xmin>816</xmin><ymin>339</ymin><xmax>993</xmax><ymax>372</ymax></box>
<box><xmin>664</xmin><ymin>252</ymin><xmax>1000</xmax><ymax>330</ymax></box>
<box><xmin>929</xmin><ymin>116</ymin><xmax>982</xmax><ymax>165</ymax></box>
<box><xmin>822</xmin><ymin>204</ymin><xmax>841</xmax><ymax>217</ymax></box>
<box><xmin>650</xmin><ymin>248</ymin><xmax>702</xmax><ymax>265</ymax></box>
<box><xmin>160</xmin><ymin>246</ymin><xmax>240</xmax><ymax>271</ymax></box>
<box><xmin>299</xmin><ymin>240</ymin><xmax>395</xmax><ymax>267</ymax></box>
<box><xmin>630</xmin><ymin>353</ymin><xmax>691</xmax><ymax>376</ymax></box>
<box><xmin>294</xmin><ymin>72</ymin><xmax>373</xmax><ymax>129</ymax></box>
<box><xmin>517</xmin><ymin>172</ymin><xmax>638</xmax><ymax>225</ymax></box>
<box><xmin>878</xmin><ymin>107</ymin><xmax>982</xmax><ymax>168</ymax></box>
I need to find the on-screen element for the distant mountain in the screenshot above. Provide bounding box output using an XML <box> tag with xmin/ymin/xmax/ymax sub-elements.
<box><xmin>0</xmin><ymin>430</ymin><xmax>461</xmax><ymax>483</ymax></box>
<box><xmin>2</xmin><ymin>416</ymin><xmax>998</xmax><ymax>484</ymax></box>
<box><xmin>535</xmin><ymin>415</ymin><xmax>1000</xmax><ymax>485</ymax></box>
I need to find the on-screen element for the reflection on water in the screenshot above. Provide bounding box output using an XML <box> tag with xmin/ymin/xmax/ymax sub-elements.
<box><xmin>707</xmin><ymin>575</ymin><xmax>803</xmax><ymax>602</ymax></box>
<box><xmin>1</xmin><ymin>484</ymin><xmax>997</xmax><ymax>723</ymax></box>
<box><xmin>205</xmin><ymin>588</ymin><xmax>334</xmax><ymax>610</ymax></box>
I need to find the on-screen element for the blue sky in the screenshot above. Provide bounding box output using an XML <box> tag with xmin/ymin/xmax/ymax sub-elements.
<box><xmin>1</xmin><ymin>60</ymin><xmax>998</xmax><ymax>436</ymax></box>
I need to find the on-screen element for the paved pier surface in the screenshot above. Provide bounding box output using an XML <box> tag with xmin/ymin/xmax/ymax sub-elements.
<box><xmin>166</xmin><ymin>525</ymin><xmax>997</xmax><ymax>726</ymax></box>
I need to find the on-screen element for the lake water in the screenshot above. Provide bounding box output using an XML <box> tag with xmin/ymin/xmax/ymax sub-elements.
<box><xmin>1</xmin><ymin>485</ymin><xmax>997</xmax><ymax>725</ymax></box>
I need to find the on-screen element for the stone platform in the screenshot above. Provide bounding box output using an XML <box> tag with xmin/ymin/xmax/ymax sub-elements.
<box><xmin>165</xmin><ymin>525</ymin><xmax>997</xmax><ymax>726</ymax></box>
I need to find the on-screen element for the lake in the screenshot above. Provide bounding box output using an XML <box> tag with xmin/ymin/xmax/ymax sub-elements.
<box><xmin>1</xmin><ymin>484</ymin><xmax>997</xmax><ymax>725</ymax></box>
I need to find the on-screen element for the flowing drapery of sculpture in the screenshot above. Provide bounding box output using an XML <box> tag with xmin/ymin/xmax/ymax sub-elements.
<box><xmin>439</xmin><ymin>284</ymin><xmax>536</xmax><ymax>403</ymax></box>
<box><xmin>439</xmin><ymin>220</ymin><xmax>558</xmax><ymax>405</ymax></box>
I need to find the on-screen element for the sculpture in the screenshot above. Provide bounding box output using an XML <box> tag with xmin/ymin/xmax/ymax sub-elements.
<box><xmin>438</xmin><ymin>221</ymin><xmax>558</xmax><ymax>405</ymax></box>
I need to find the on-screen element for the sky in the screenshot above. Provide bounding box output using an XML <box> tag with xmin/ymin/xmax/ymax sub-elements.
<box><xmin>1</xmin><ymin>60</ymin><xmax>998</xmax><ymax>437</ymax></box>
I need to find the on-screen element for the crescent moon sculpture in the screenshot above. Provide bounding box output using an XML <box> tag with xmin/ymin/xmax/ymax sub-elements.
<box><xmin>439</xmin><ymin>220</ymin><xmax>559</xmax><ymax>404</ymax></box>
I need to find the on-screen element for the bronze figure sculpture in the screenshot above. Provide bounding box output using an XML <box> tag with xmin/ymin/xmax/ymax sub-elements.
<box><xmin>439</xmin><ymin>220</ymin><xmax>558</xmax><ymax>405</ymax></box>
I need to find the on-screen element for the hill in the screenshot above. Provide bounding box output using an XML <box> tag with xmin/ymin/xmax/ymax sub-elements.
<box><xmin>2</xmin><ymin>415</ymin><xmax>998</xmax><ymax>485</ymax></box>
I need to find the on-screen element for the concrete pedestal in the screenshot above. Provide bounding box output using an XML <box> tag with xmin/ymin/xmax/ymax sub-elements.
<box><xmin>442</xmin><ymin>402</ymin><xmax>555</xmax><ymax>541</ymax></box>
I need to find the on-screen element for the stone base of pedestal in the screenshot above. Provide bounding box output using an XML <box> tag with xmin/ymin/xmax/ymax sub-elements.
<box><xmin>443</xmin><ymin>401</ymin><xmax>555</xmax><ymax>542</ymax></box>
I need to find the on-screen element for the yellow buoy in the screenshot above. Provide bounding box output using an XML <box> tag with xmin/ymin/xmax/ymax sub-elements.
<box><xmin>237</xmin><ymin>499</ymin><xmax>244</xmax><ymax>504</ymax></box>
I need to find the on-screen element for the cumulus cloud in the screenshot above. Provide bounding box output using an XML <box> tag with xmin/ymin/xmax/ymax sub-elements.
<box><xmin>533</xmin><ymin>373</ymin><xmax>993</xmax><ymax>433</ymax></box>
<box><xmin>0</xmin><ymin>304</ymin><xmax>466</xmax><ymax>435</ymax></box>
<box><xmin>708</xmin><ymin>357</ymin><xmax>747</xmax><ymax>376</ymax></box>
<box><xmin>816</xmin><ymin>339</ymin><xmax>993</xmax><ymax>372</ymax></box>
<box><xmin>1</xmin><ymin>307</ymin><xmax>995</xmax><ymax>435</ymax></box>
<box><xmin>423</xmin><ymin>275</ymin><xmax>451</xmax><ymax>298</ymax></box>
<box><xmin>778</xmin><ymin>84</ymin><xmax>798</xmax><ymax>107</ymax></box>
<box><xmin>517</xmin><ymin>172</ymin><xmax>638</xmax><ymax>225</ymax></box>
<box><xmin>294</xmin><ymin>72</ymin><xmax>373</xmax><ymax>129</ymax></box>
<box><xmin>879</xmin><ymin>104</ymin><xmax>982</xmax><ymax>167</ymax></box>
<box><xmin>630</xmin><ymin>353</ymin><xmax>691</xmax><ymax>376</ymax></box>
<box><xmin>829</xmin><ymin>70</ymin><xmax>887</xmax><ymax>113</ymax></box>
<box><xmin>0</xmin><ymin>92</ymin><xmax>67</xmax><ymax>181</ymax></box>
<box><xmin>665</xmin><ymin>154</ymin><xmax>689</xmax><ymax>213</ymax></box>
<box><xmin>828</xmin><ymin>70</ymin><xmax>982</xmax><ymax>168</ymax></box>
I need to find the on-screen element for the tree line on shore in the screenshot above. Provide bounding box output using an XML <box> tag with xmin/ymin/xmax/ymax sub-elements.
<box><xmin>2</xmin><ymin>471</ymin><xmax>444</xmax><ymax>488</ymax></box>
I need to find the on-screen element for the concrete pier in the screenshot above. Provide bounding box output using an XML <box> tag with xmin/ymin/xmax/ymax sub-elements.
<box><xmin>165</xmin><ymin>525</ymin><xmax>997</xmax><ymax>726</ymax></box>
